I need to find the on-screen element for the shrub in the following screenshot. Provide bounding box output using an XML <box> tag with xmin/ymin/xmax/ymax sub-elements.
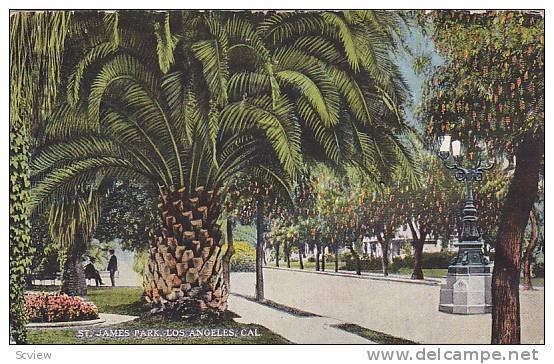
<box><xmin>230</xmin><ymin>241</ymin><xmax>256</xmax><ymax>272</ymax></box>
<box><xmin>344</xmin><ymin>252</ymin><xmax>457</xmax><ymax>273</ymax></box>
<box><xmin>24</xmin><ymin>293</ymin><xmax>99</xmax><ymax>323</ymax></box>
<box><xmin>344</xmin><ymin>255</ymin><xmax>385</xmax><ymax>272</ymax></box>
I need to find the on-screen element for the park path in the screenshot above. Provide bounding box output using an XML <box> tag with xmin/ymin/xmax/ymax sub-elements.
<box><xmin>228</xmin><ymin>294</ymin><xmax>374</xmax><ymax>344</ymax></box>
<box><xmin>230</xmin><ymin>269</ymin><xmax>544</xmax><ymax>344</ymax></box>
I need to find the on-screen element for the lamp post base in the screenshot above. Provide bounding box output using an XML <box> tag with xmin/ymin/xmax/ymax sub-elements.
<box><xmin>439</xmin><ymin>268</ymin><xmax>492</xmax><ymax>315</ymax></box>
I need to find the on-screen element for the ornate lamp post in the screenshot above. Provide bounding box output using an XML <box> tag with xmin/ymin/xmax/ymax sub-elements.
<box><xmin>438</xmin><ymin>135</ymin><xmax>494</xmax><ymax>314</ymax></box>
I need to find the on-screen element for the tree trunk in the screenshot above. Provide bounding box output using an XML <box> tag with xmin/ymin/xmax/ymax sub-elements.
<box><xmin>492</xmin><ymin>133</ymin><xmax>542</xmax><ymax>344</ymax></box>
<box><xmin>222</xmin><ymin>217</ymin><xmax>235</xmax><ymax>292</ymax></box>
<box><xmin>408</xmin><ymin>221</ymin><xmax>426</xmax><ymax>280</ymax></box>
<box><xmin>377</xmin><ymin>234</ymin><xmax>389</xmax><ymax>276</ymax></box>
<box><xmin>348</xmin><ymin>245</ymin><xmax>361</xmax><ymax>275</ymax></box>
<box><xmin>255</xmin><ymin>195</ymin><xmax>265</xmax><ymax>301</ymax></box>
<box><xmin>334</xmin><ymin>245</ymin><xmax>339</xmax><ymax>272</ymax></box>
<box><xmin>60</xmin><ymin>236</ymin><xmax>87</xmax><ymax>297</ymax></box>
<box><xmin>298</xmin><ymin>243</ymin><xmax>304</xmax><ymax>269</ymax></box>
<box><xmin>321</xmin><ymin>246</ymin><xmax>325</xmax><ymax>271</ymax></box>
<box><xmin>522</xmin><ymin>208</ymin><xmax>538</xmax><ymax>291</ymax></box>
<box><xmin>315</xmin><ymin>243</ymin><xmax>320</xmax><ymax>271</ymax></box>
<box><xmin>143</xmin><ymin>186</ymin><xmax>227</xmax><ymax>314</ymax></box>
<box><xmin>285</xmin><ymin>242</ymin><xmax>291</xmax><ymax>268</ymax></box>
<box><xmin>411</xmin><ymin>238</ymin><xmax>425</xmax><ymax>280</ymax></box>
<box><xmin>275</xmin><ymin>242</ymin><xmax>280</xmax><ymax>267</ymax></box>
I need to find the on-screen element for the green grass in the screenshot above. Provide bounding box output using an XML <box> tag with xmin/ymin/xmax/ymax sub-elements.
<box><xmin>87</xmin><ymin>287</ymin><xmax>146</xmax><ymax>316</ymax></box>
<box><xmin>27</xmin><ymin>287</ymin><xmax>290</xmax><ymax>344</ymax></box>
<box><xmin>334</xmin><ymin>323</ymin><xmax>417</xmax><ymax>344</ymax></box>
<box><xmin>397</xmin><ymin>268</ymin><xmax>447</xmax><ymax>278</ymax></box>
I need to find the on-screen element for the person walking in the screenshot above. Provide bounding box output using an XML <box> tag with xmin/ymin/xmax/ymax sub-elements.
<box><xmin>107</xmin><ymin>249</ymin><xmax>118</xmax><ymax>287</ymax></box>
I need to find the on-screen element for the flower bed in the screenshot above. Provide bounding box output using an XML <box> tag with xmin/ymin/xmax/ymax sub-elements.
<box><xmin>25</xmin><ymin>292</ymin><xmax>99</xmax><ymax>323</ymax></box>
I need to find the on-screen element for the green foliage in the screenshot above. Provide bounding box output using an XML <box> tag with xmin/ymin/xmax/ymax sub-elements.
<box><xmin>229</xmin><ymin>241</ymin><xmax>256</xmax><ymax>272</ymax></box>
<box><xmin>94</xmin><ymin>180</ymin><xmax>159</xmax><ymax>251</ymax></box>
<box><xmin>32</xmin><ymin>10</ymin><xmax>416</xmax><ymax>213</ymax></box>
<box><xmin>9</xmin><ymin>123</ymin><xmax>33</xmax><ymax>343</ymax></box>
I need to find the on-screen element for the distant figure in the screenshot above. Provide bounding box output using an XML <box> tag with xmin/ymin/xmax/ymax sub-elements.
<box><xmin>84</xmin><ymin>257</ymin><xmax>103</xmax><ymax>286</ymax></box>
<box><xmin>107</xmin><ymin>249</ymin><xmax>118</xmax><ymax>287</ymax></box>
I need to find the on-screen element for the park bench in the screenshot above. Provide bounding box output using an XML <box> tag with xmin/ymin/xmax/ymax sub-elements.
<box><xmin>29</xmin><ymin>273</ymin><xmax>61</xmax><ymax>286</ymax></box>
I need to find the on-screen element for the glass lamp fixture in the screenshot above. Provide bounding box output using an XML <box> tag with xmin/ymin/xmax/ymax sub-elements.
<box><xmin>451</xmin><ymin>140</ymin><xmax>461</xmax><ymax>157</ymax></box>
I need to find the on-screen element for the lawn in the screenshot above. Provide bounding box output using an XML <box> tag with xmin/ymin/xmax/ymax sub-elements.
<box><xmin>27</xmin><ymin>287</ymin><xmax>290</xmax><ymax>344</ymax></box>
<box><xmin>268</xmin><ymin>260</ymin><xmax>318</xmax><ymax>269</ymax></box>
<box><xmin>334</xmin><ymin>323</ymin><xmax>417</xmax><ymax>344</ymax></box>
<box><xmin>397</xmin><ymin>268</ymin><xmax>448</xmax><ymax>278</ymax></box>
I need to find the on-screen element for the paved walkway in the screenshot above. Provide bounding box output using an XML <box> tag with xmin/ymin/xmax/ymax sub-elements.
<box><xmin>96</xmin><ymin>313</ymin><xmax>139</xmax><ymax>327</ymax></box>
<box><xmin>230</xmin><ymin>269</ymin><xmax>544</xmax><ymax>344</ymax></box>
<box><xmin>228</xmin><ymin>294</ymin><xmax>373</xmax><ymax>344</ymax></box>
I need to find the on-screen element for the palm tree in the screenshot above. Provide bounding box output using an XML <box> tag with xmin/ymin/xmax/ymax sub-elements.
<box><xmin>47</xmin><ymin>189</ymin><xmax>102</xmax><ymax>296</ymax></box>
<box><xmin>31</xmin><ymin>10</ymin><xmax>415</xmax><ymax>315</ymax></box>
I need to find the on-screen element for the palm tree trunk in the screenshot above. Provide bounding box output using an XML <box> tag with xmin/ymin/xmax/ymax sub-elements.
<box><xmin>492</xmin><ymin>132</ymin><xmax>542</xmax><ymax>344</ymax></box>
<box><xmin>143</xmin><ymin>186</ymin><xmax>227</xmax><ymax>314</ymax></box>
<box><xmin>222</xmin><ymin>217</ymin><xmax>235</xmax><ymax>292</ymax></box>
<box><xmin>522</xmin><ymin>208</ymin><xmax>538</xmax><ymax>291</ymax></box>
<box><xmin>255</xmin><ymin>195</ymin><xmax>265</xmax><ymax>301</ymax></box>
<box><xmin>60</xmin><ymin>230</ymin><xmax>87</xmax><ymax>297</ymax></box>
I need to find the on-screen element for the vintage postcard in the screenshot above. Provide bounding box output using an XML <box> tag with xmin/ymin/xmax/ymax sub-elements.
<box><xmin>6</xmin><ymin>3</ymin><xmax>547</xmax><ymax>363</ymax></box>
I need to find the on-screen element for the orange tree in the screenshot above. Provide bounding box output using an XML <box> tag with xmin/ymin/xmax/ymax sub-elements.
<box><xmin>265</xmin><ymin>171</ymin><xmax>319</xmax><ymax>270</ymax></box>
<box><xmin>355</xmin><ymin>185</ymin><xmax>401</xmax><ymax>276</ymax></box>
<box><xmin>419</xmin><ymin>10</ymin><xmax>544</xmax><ymax>343</ymax></box>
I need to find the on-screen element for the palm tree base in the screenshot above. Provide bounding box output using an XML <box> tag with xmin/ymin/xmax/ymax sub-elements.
<box><xmin>143</xmin><ymin>186</ymin><xmax>228</xmax><ymax>315</ymax></box>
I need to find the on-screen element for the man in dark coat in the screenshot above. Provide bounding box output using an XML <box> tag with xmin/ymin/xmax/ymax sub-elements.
<box><xmin>107</xmin><ymin>249</ymin><xmax>118</xmax><ymax>287</ymax></box>
<box><xmin>84</xmin><ymin>257</ymin><xmax>103</xmax><ymax>286</ymax></box>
